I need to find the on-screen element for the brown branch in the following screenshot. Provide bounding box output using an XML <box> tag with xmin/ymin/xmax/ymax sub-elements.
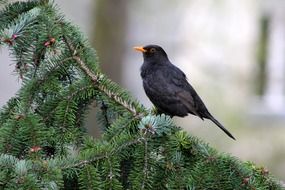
<box><xmin>71</xmin><ymin>56</ymin><xmax>98</xmax><ymax>84</ymax></box>
<box><xmin>62</xmin><ymin>35</ymin><xmax>141</xmax><ymax>116</ymax></box>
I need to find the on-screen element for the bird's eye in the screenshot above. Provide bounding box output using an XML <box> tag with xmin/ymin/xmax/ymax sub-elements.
<box><xmin>149</xmin><ymin>48</ymin><xmax>156</xmax><ymax>53</ymax></box>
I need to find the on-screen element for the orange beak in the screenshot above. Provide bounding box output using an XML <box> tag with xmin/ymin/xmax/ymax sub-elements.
<box><xmin>133</xmin><ymin>46</ymin><xmax>147</xmax><ymax>53</ymax></box>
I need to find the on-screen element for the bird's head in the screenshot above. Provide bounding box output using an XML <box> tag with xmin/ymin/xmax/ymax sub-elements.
<box><xmin>133</xmin><ymin>44</ymin><xmax>168</xmax><ymax>62</ymax></box>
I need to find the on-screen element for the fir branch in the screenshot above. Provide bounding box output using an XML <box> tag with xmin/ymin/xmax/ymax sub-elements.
<box><xmin>106</xmin><ymin>157</ymin><xmax>114</xmax><ymax>190</ymax></box>
<box><xmin>0</xmin><ymin>1</ymin><xmax>284</xmax><ymax>189</ymax></box>
<box><xmin>63</xmin><ymin>137</ymin><xmax>144</xmax><ymax>170</ymax></box>
<box><xmin>62</xmin><ymin>35</ymin><xmax>143</xmax><ymax>117</ymax></box>
<box><xmin>41</xmin><ymin>84</ymin><xmax>93</xmax><ymax>123</ymax></box>
<box><xmin>141</xmin><ymin>139</ymin><xmax>148</xmax><ymax>190</ymax></box>
<box><xmin>0</xmin><ymin>0</ymin><xmax>49</xmax><ymax>32</ymax></box>
<box><xmin>79</xmin><ymin>165</ymin><xmax>102</xmax><ymax>190</ymax></box>
<box><xmin>0</xmin><ymin>0</ymin><xmax>7</xmax><ymax>6</ymax></box>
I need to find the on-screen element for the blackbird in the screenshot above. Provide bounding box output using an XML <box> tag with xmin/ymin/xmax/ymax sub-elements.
<box><xmin>134</xmin><ymin>44</ymin><xmax>235</xmax><ymax>140</ymax></box>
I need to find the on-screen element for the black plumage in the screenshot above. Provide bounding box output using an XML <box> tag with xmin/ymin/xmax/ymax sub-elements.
<box><xmin>134</xmin><ymin>44</ymin><xmax>235</xmax><ymax>140</ymax></box>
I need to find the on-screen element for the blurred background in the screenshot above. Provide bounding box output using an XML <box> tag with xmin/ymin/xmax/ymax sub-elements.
<box><xmin>1</xmin><ymin>0</ymin><xmax>285</xmax><ymax>180</ymax></box>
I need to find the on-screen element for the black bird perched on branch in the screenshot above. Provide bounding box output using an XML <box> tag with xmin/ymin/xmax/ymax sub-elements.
<box><xmin>134</xmin><ymin>44</ymin><xmax>235</xmax><ymax>140</ymax></box>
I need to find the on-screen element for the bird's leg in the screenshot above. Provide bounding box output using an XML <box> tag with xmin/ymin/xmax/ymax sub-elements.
<box><xmin>151</xmin><ymin>107</ymin><xmax>174</xmax><ymax>118</ymax></box>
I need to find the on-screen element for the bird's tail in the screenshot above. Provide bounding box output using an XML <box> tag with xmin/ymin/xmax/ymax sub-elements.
<box><xmin>208</xmin><ymin>115</ymin><xmax>236</xmax><ymax>140</ymax></box>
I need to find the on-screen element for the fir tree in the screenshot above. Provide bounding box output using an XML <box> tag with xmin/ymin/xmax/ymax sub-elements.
<box><xmin>0</xmin><ymin>0</ymin><xmax>284</xmax><ymax>189</ymax></box>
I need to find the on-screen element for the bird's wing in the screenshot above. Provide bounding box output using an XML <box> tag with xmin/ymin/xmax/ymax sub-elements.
<box><xmin>167</xmin><ymin>65</ymin><xmax>207</xmax><ymax>119</ymax></box>
<box><xmin>166</xmin><ymin>68</ymin><xmax>202</xmax><ymax>118</ymax></box>
<box><xmin>142</xmin><ymin>67</ymin><xmax>188</xmax><ymax>116</ymax></box>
